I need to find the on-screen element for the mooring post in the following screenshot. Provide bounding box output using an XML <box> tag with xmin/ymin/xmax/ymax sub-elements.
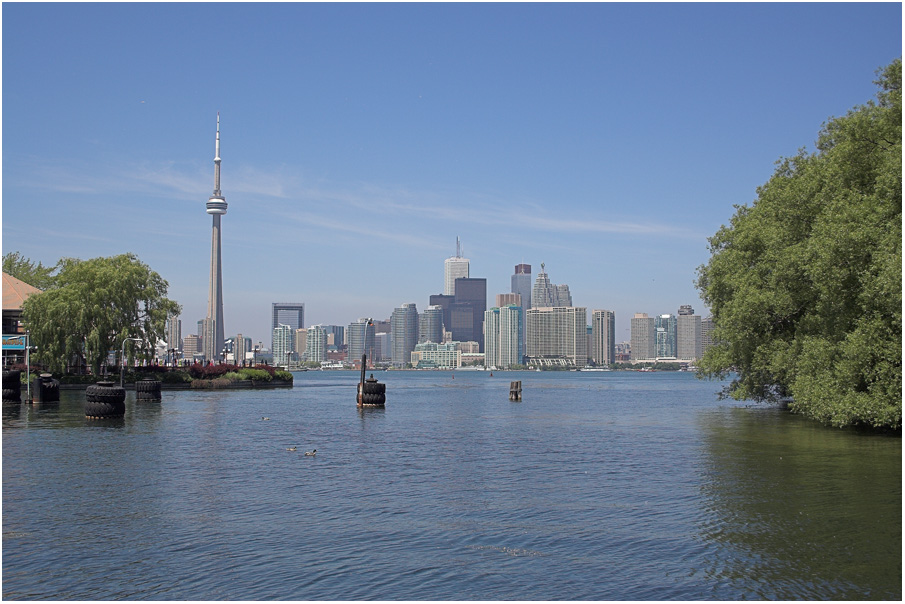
<box><xmin>358</xmin><ymin>353</ymin><xmax>367</xmax><ymax>406</ymax></box>
<box><xmin>509</xmin><ymin>380</ymin><xmax>522</xmax><ymax>401</ymax></box>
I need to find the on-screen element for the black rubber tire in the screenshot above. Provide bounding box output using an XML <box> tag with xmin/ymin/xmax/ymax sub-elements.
<box><xmin>86</xmin><ymin>381</ymin><xmax>126</xmax><ymax>405</ymax></box>
<box><xmin>2</xmin><ymin>370</ymin><xmax>22</xmax><ymax>394</ymax></box>
<box><xmin>362</xmin><ymin>381</ymin><xmax>384</xmax><ymax>395</ymax></box>
<box><xmin>361</xmin><ymin>392</ymin><xmax>386</xmax><ymax>406</ymax></box>
<box><xmin>85</xmin><ymin>399</ymin><xmax>126</xmax><ymax>418</ymax></box>
<box><xmin>135</xmin><ymin>379</ymin><xmax>161</xmax><ymax>392</ymax></box>
<box><xmin>136</xmin><ymin>379</ymin><xmax>162</xmax><ymax>399</ymax></box>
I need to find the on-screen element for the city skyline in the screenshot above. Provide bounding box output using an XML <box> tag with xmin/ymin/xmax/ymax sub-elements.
<box><xmin>2</xmin><ymin>3</ymin><xmax>900</xmax><ymax>346</ymax></box>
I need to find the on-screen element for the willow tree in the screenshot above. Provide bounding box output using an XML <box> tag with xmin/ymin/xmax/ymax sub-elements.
<box><xmin>696</xmin><ymin>59</ymin><xmax>901</xmax><ymax>429</ymax></box>
<box><xmin>21</xmin><ymin>253</ymin><xmax>180</xmax><ymax>376</ymax></box>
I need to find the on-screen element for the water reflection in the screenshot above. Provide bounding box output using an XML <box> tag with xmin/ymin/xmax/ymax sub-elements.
<box><xmin>698</xmin><ymin>406</ymin><xmax>902</xmax><ymax>599</ymax></box>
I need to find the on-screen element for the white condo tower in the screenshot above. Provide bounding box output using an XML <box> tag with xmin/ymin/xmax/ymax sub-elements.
<box><xmin>204</xmin><ymin>113</ymin><xmax>227</xmax><ymax>362</ymax></box>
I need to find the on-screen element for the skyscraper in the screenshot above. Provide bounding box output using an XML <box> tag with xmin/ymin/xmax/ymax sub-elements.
<box><xmin>591</xmin><ymin>309</ymin><xmax>616</xmax><ymax>366</ymax></box>
<box><xmin>485</xmin><ymin>305</ymin><xmax>523</xmax><ymax>369</ymax></box>
<box><xmin>677</xmin><ymin>307</ymin><xmax>703</xmax><ymax>361</ymax></box>
<box><xmin>454</xmin><ymin>277</ymin><xmax>487</xmax><ymax>351</ymax></box>
<box><xmin>204</xmin><ymin>114</ymin><xmax>228</xmax><ymax>362</ymax></box>
<box><xmin>525</xmin><ymin>306</ymin><xmax>587</xmax><ymax>367</ymax></box>
<box><xmin>272</xmin><ymin>303</ymin><xmax>305</xmax><ymax>353</ymax></box>
<box><xmin>391</xmin><ymin>303</ymin><xmax>419</xmax><ymax>367</ymax></box>
<box><xmin>419</xmin><ymin>305</ymin><xmax>444</xmax><ymax>344</ymax></box>
<box><xmin>166</xmin><ymin>314</ymin><xmax>182</xmax><ymax>353</ymax></box>
<box><xmin>305</xmin><ymin>325</ymin><xmax>327</xmax><ymax>364</ymax></box>
<box><xmin>444</xmin><ymin>237</ymin><xmax>470</xmax><ymax>296</ymax></box>
<box><xmin>272</xmin><ymin>324</ymin><xmax>292</xmax><ymax>366</ymax></box>
<box><xmin>531</xmin><ymin>263</ymin><xmax>572</xmax><ymax>308</ymax></box>
<box><xmin>655</xmin><ymin>314</ymin><xmax>677</xmax><ymax>358</ymax></box>
<box><xmin>511</xmin><ymin>264</ymin><xmax>532</xmax><ymax>311</ymax></box>
<box><xmin>631</xmin><ymin>313</ymin><xmax>656</xmax><ymax>361</ymax></box>
<box><xmin>347</xmin><ymin>318</ymin><xmax>376</xmax><ymax>366</ymax></box>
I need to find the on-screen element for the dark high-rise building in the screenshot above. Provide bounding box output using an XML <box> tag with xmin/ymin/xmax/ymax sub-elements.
<box><xmin>272</xmin><ymin>303</ymin><xmax>305</xmax><ymax>353</ymax></box>
<box><xmin>454</xmin><ymin>277</ymin><xmax>487</xmax><ymax>352</ymax></box>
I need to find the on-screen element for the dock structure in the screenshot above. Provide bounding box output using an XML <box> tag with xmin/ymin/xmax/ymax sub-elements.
<box><xmin>509</xmin><ymin>380</ymin><xmax>522</xmax><ymax>401</ymax></box>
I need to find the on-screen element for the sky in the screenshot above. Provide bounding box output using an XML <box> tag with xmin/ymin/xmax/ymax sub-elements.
<box><xmin>2</xmin><ymin>2</ymin><xmax>901</xmax><ymax>347</ymax></box>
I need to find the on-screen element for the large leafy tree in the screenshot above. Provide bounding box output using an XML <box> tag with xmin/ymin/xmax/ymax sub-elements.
<box><xmin>21</xmin><ymin>253</ymin><xmax>181</xmax><ymax>376</ymax></box>
<box><xmin>3</xmin><ymin>252</ymin><xmax>59</xmax><ymax>290</ymax></box>
<box><xmin>696</xmin><ymin>59</ymin><xmax>901</xmax><ymax>429</ymax></box>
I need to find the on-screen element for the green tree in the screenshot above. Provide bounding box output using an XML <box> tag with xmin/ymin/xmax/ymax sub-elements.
<box><xmin>2</xmin><ymin>252</ymin><xmax>58</xmax><ymax>290</ymax></box>
<box><xmin>21</xmin><ymin>253</ymin><xmax>181</xmax><ymax>376</ymax></box>
<box><xmin>696</xmin><ymin>59</ymin><xmax>901</xmax><ymax>429</ymax></box>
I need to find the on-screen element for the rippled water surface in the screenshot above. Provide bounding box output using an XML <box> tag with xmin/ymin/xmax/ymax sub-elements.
<box><xmin>3</xmin><ymin>371</ymin><xmax>901</xmax><ymax>600</ymax></box>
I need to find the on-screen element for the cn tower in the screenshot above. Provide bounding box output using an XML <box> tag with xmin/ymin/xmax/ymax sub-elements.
<box><xmin>204</xmin><ymin>113</ymin><xmax>227</xmax><ymax>362</ymax></box>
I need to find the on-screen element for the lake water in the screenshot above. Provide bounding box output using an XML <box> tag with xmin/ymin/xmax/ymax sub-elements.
<box><xmin>2</xmin><ymin>371</ymin><xmax>900</xmax><ymax>600</ymax></box>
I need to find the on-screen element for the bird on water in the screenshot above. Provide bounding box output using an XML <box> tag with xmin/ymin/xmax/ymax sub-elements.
<box><xmin>261</xmin><ymin>416</ymin><xmax>270</xmax><ymax>421</ymax></box>
<box><xmin>286</xmin><ymin>446</ymin><xmax>297</xmax><ymax>452</ymax></box>
<box><xmin>305</xmin><ymin>449</ymin><xmax>317</xmax><ymax>456</ymax></box>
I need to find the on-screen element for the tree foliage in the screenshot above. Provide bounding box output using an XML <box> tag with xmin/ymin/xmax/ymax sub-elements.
<box><xmin>2</xmin><ymin>252</ymin><xmax>59</xmax><ymax>290</ymax></box>
<box><xmin>21</xmin><ymin>253</ymin><xmax>181</xmax><ymax>376</ymax></box>
<box><xmin>696</xmin><ymin>59</ymin><xmax>901</xmax><ymax>429</ymax></box>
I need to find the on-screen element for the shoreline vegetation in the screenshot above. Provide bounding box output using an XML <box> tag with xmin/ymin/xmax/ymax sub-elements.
<box><xmin>7</xmin><ymin>364</ymin><xmax>294</xmax><ymax>390</ymax></box>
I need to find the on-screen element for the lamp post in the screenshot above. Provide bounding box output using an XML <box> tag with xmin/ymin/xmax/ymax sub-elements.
<box><xmin>120</xmin><ymin>337</ymin><xmax>142</xmax><ymax>388</ymax></box>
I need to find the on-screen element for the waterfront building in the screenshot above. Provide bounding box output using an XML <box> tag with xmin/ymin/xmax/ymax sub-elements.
<box><xmin>183</xmin><ymin>334</ymin><xmax>201</xmax><ymax>358</ymax></box>
<box><xmin>525</xmin><ymin>306</ymin><xmax>587</xmax><ymax>367</ymax></box>
<box><xmin>656</xmin><ymin>314</ymin><xmax>677</xmax><ymax>358</ymax></box>
<box><xmin>677</xmin><ymin>309</ymin><xmax>702</xmax><ymax>361</ymax></box>
<box><xmin>203</xmin><ymin>114</ymin><xmax>228</xmax><ymax>362</ymax></box>
<box><xmin>166</xmin><ymin>314</ymin><xmax>182</xmax><ymax>353</ymax></box>
<box><xmin>484</xmin><ymin>308</ymin><xmax>501</xmax><ymax>369</ymax></box>
<box><xmin>411</xmin><ymin>342</ymin><xmax>461</xmax><ymax>369</ymax></box>
<box><xmin>234</xmin><ymin>333</ymin><xmax>247</xmax><ymax>366</ymax></box>
<box><xmin>454</xmin><ymin>277</ymin><xmax>487</xmax><ymax>352</ymax></box>
<box><xmin>485</xmin><ymin>305</ymin><xmax>522</xmax><ymax>369</ymax></box>
<box><xmin>702</xmin><ymin>316</ymin><xmax>714</xmax><ymax>355</ymax></box>
<box><xmin>273</xmin><ymin>324</ymin><xmax>292</xmax><ymax>367</ymax></box>
<box><xmin>272</xmin><ymin>303</ymin><xmax>304</xmax><ymax>353</ymax></box>
<box><xmin>419</xmin><ymin>305</ymin><xmax>444</xmax><ymax>344</ymax></box>
<box><xmin>295</xmin><ymin>328</ymin><xmax>307</xmax><ymax>360</ymax></box>
<box><xmin>346</xmin><ymin>318</ymin><xmax>376</xmax><ymax>366</ymax></box>
<box><xmin>391</xmin><ymin>303</ymin><xmax>419</xmax><ymax>367</ymax></box>
<box><xmin>444</xmin><ymin>237</ymin><xmax>470</xmax><ymax>296</ymax></box>
<box><xmin>555</xmin><ymin>284</ymin><xmax>572</xmax><ymax>307</ymax></box>
<box><xmin>306</xmin><ymin>325</ymin><xmax>327</xmax><ymax>364</ymax></box>
<box><xmin>591</xmin><ymin>309</ymin><xmax>616</xmax><ymax>366</ymax></box>
<box><xmin>631</xmin><ymin>313</ymin><xmax>656</xmax><ymax>361</ymax></box>
<box><xmin>374</xmin><ymin>332</ymin><xmax>392</xmax><ymax>362</ymax></box>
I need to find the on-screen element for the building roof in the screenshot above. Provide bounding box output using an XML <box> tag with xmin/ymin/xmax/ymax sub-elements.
<box><xmin>2</xmin><ymin>272</ymin><xmax>43</xmax><ymax>310</ymax></box>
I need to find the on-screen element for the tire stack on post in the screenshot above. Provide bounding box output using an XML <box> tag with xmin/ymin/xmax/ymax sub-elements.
<box><xmin>31</xmin><ymin>373</ymin><xmax>60</xmax><ymax>403</ymax></box>
<box><xmin>136</xmin><ymin>378</ymin><xmax>162</xmax><ymax>401</ymax></box>
<box><xmin>2</xmin><ymin>370</ymin><xmax>22</xmax><ymax>404</ymax></box>
<box><xmin>85</xmin><ymin>381</ymin><xmax>126</xmax><ymax>419</ymax></box>
<box><xmin>357</xmin><ymin>354</ymin><xmax>386</xmax><ymax>407</ymax></box>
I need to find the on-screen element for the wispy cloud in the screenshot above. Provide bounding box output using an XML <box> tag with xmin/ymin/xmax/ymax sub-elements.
<box><xmin>8</xmin><ymin>157</ymin><xmax>702</xmax><ymax>241</ymax></box>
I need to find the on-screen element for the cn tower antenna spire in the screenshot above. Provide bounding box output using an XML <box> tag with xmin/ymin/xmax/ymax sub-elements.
<box><xmin>213</xmin><ymin>112</ymin><xmax>222</xmax><ymax>196</ymax></box>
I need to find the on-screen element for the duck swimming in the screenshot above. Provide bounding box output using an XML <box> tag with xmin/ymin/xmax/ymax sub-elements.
<box><xmin>286</xmin><ymin>446</ymin><xmax>297</xmax><ymax>452</ymax></box>
<box><xmin>304</xmin><ymin>449</ymin><xmax>317</xmax><ymax>456</ymax></box>
<box><xmin>261</xmin><ymin>416</ymin><xmax>270</xmax><ymax>421</ymax></box>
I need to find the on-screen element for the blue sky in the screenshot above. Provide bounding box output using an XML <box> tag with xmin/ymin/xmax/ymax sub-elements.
<box><xmin>2</xmin><ymin>2</ymin><xmax>901</xmax><ymax>346</ymax></box>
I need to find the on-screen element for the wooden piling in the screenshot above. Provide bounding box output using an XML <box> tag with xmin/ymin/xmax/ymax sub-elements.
<box><xmin>509</xmin><ymin>380</ymin><xmax>522</xmax><ymax>401</ymax></box>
